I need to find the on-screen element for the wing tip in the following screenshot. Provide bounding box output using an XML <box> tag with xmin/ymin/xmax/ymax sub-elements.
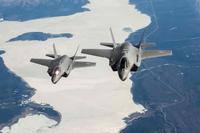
<box><xmin>81</xmin><ymin>49</ymin><xmax>87</xmax><ymax>54</ymax></box>
<box><xmin>90</xmin><ymin>62</ymin><xmax>96</xmax><ymax>66</ymax></box>
<box><xmin>30</xmin><ymin>58</ymin><xmax>35</xmax><ymax>62</ymax></box>
<box><xmin>170</xmin><ymin>50</ymin><xmax>173</xmax><ymax>55</ymax></box>
<box><xmin>166</xmin><ymin>50</ymin><xmax>173</xmax><ymax>56</ymax></box>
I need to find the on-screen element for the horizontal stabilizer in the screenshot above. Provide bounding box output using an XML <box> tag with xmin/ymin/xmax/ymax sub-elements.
<box><xmin>142</xmin><ymin>50</ymin><xmax>172</xmax><ymax>60</ymax></box>
<box><xmin>30</xmin><ymin>58</ymin><xmax>52</xmax><ymax>67</ymax></box>
<box><xmin>81</xmin><ymin>49</ymin><xmax>112</xmax><ymax>59</ymax></box>
<box><xmin>100</xmin><ymin>42</ymin><xmax>119</xmax><ymax>48</ymax></box>
<box><xmin>46</xmin><ymin>54</ymin><xmax>61</xmax><ymax>58</ymax></box>
<box><xmin>70</xmin><ymin>56</ymin><xmax>87</xmax><ymax>60</ymax></box>
<box><xmin>72</xmin><ymin>61</ymin><xmax>96</xmax><ymax>69</ymax></box>
<box><xmin>141</xmin><ymin>42</ymin><xmax>156</xmax><ymax>49</ymax></box>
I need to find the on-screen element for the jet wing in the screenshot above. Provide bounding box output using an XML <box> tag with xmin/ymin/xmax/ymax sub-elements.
<box><xmin>81</xmin><ymin>49</ymin><xmax>112</xmax><ymax>59</ymax></box>
<box><xmin>30</xmin><ymin>58</ymin><xmax>52</xmax><ymax>67</ymax></box>
<box><xmin>72</xmin><ymin>61</ymin><xmax>96</xmax><ymax>69</ymax></box>
<box><xmin>142</xmin><ymin>50</ymin><xmax>172</xmax><ymax>60</ymax></box>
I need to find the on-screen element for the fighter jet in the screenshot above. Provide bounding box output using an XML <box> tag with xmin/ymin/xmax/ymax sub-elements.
<box><xmin>81</xmin><ymin>28</ymin><xmax>172</xmax><ymax>81</ymax></box>
<box><xmin>30</xmin><ymin>44</ymin><xmax>96</xmax><ymax>84</ymax></box>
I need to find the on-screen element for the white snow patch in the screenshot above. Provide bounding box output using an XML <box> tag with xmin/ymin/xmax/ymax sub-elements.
<box><xmin>1</xmin><ymin>115</ymin><xmax>56</xmax><ymax>133</ymax></box>
<box><xmin>0</xmin><ymin>0</ymin><xmax>151</xmax><ymax>132</ymax></box>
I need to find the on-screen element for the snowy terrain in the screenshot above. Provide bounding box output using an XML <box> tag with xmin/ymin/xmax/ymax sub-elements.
<box><xmin>0</xmin><ymin>0</ymin><xmax>150</xmax><ymax>132</ymax></box>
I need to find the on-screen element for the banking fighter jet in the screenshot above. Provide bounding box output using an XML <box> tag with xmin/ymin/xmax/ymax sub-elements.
<box><xmin>81</xmin><ymin>28</ymin><xmax>172</xmax><ymax>81</ymax></box>
<box><xmin>30</xmin><ymin>44</ymin><xmax>96</xmax><ymax>84</ymax></box>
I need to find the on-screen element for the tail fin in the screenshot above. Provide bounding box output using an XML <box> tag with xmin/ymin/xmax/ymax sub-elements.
<box><xmin>71</xmin><ymin>45</ymin><xmax>80</xmax><ymax>63</ymax></box>
<box><xmin>68</xmin><ymin>45</ymin><xmax>80</xmax><ymax>70</ymax></box>
<box><xmin>109</xmin><ymin>28</ymin><xmax>118</xmax><ymax>48</ymax></box>
<box><xmin>53</xmin><ymin>43</ymin><xmax>58</xmax><ymax>58</ymax></box>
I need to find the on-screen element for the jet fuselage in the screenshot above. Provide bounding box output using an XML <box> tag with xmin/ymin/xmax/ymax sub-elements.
<box><xmin>48</xmin><ymin>55</ymin><xmax>72</xmax><ymax>84</ymax></box>
<box><xmin>109</xmin><ymin>42</ymin><xmax>142</xmax><ymax>81</ymax></box>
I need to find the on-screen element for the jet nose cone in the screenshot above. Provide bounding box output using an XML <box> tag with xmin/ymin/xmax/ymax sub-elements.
<box><xmin>118</xmin><ymin>69</ymin><xmax>128</xmax><ymax>81</ymax></box>
<box><xmin>51</xmin><ymin>75</ymin><xmax>59</xmax><ymax>84</ymax></box>
<box><xmin>52</xmin><ymin>80</ymin><xmax>57</xmax><ymax>84</ymax></box>
<box><xmin>119</xmin><ymin>73</ymin><xmax>128</xmax><ymax>81</ymax></box>
<box><xmin>121</xmin><ymin>75</ymin><xmax>128</xmax><ymax>81</ymax></box>
<box><xmin>51</xmin><ymin>77</ymin><xmax>57</xmax><ymax>84</ymax></box>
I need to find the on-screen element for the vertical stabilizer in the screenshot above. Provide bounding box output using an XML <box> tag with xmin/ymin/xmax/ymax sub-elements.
<box><xmin>53</xmin><ymin>43</ymin><xmax>58</xmax><ymax>58</ymax></box>
<box><xmin>109</xmin><ymin>28</ymin><xmax>118</xmax><ymax>48</ymax></box>
<box><xmin>71</xmin><ymin>45</ymin><xmax>80</xmax><ymax>63</ymax></box>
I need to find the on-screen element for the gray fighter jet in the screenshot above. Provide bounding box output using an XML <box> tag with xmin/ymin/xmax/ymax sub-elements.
<box><xmin>30</xmin><ymin>44</ymin><xmax>96</xmax><ymax>84</ymax></box>
<box><xmin>81</xmin><ymin>28</ymin><xmax>172</xmax><ymax>81</ymax></box>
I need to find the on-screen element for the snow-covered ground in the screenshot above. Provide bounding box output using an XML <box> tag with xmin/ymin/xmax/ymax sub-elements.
<box><xmin>0</xmin><ymin>0</ymin><xmax>150</xmax><ymax>132</ymax></box>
